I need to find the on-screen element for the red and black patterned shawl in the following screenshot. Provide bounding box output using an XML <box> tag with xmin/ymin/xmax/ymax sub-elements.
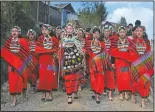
<box><xmin>110</xmin><ymin>36</ymin><xmax>154</xmax><ymax>81</ymax></box>
<box><xmin>1</xmin><ymin>37</ymin><xmax>36</xmax><ymax>75</ymax></box>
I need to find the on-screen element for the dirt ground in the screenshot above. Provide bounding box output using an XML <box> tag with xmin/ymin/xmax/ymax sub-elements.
<box><xmin>1</xmin><ymin>81</ymin><xmax>154</xmax><ymax>111</ymax></box>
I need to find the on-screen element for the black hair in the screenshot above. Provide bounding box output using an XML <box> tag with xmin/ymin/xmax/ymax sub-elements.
<box><xmin>49</xmin><ymin>30</ymin><xmax>56</xmax><ymax>37</ymax></box>
<box><xmin>143</xmin><ymin>32</ymin><xmax>149</xmax><ymax>42</ymax></box>
<box><xmin>40</xmin><ymin>24</ymin><xmax>43</xmax><ymax>28</ymax></box>
<box><xmin>78</xmin><ymin>28</ymin><xmax>86</xmax><ymax>38</ymax></box>
<box><xmin>92</xmin><ymin>27</ymin><xmax>100</xmax><ymax>34</ymax></box>
<box><xmin>85</xmin><ymin>28</ymin><xmax>91</xmax><ymax>33</ymax></box>
<box><xmin>135</xmin><ymin>20</ymin><xmax>141</xmax><ymax>26</ymax></box>
<box><xmin>128</xmin><ymin>23</ymin><xmax>133</xmax><ymax>27</ymax></box>
<box><xmin>132</xmin><ymin>26</ymin><xmax>138</xmax><ymax>32</ymax></box>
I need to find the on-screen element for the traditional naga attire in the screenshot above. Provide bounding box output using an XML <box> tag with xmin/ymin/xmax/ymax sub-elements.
<box><xmin>56</xmin><ymin>34</ymin><xmax>61</xmax><ymax>41</ymax></box>
<box><xmin>110</xmin><ymin>35</ymin><xmax>132</xmax><ymax>93</ymax></box>
<box><xmin>86</xmin><ymin>38</ymin><xmax>109</xmax><ymax>95</ymax></box>
<box><xmin>28</xmin><ymin>39</ymin><xmax>39</xmax><ymax>87</ymax></box>
<box><xmin>85</xmin><ymin>33</ymin><xmax>93</xmax><ymax>41</ymax></box>
<box><xmin>35</xmin><ymin>34</ymin><xmax>59</xmax><ymax>92</ymax></box>
<box><xmin>104</xmin><ymin>36</ymin><xmax>115</xmax><ymax>91</ymax></box>
<box><xmin>59</xmin><ymin>36</ymin><xmax>85</xmax><ymax>95</ymax></box>
<box><xmin>1</xmin><ymin>36</ymin><xmax>35</xmax><ymax>95</ymax></box>
<box><xmin>130</xmin><ymin>37</ymin><xmax>154</xmax><ymax>98</ymax></box>
<box><xmin>75</xmin><ymin>37</ymin><xmax>88</xmax><ymax>87</ymax></box>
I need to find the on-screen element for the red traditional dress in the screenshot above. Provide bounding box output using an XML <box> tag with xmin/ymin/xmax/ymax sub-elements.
<box><xmin>27</xmin><ymin>40</ymin><xmax>39</xmax><ymax>87</ymax></box>
<box><xmin>1</xmin><ymin>36</ymin><xmax>35</xmax><ymax>95</ymax></box>
<box><xmin>85</xmin><ymin>33</ymin><xmax>93</xmax><ymax>41</ymax></box>
<box><xmin>86</xmin><ymin>38</ymin><xmax>108</xmax><ymax>95</ymax></box>
<box><xmin>59</xmin><ymin>37</ymin><xmax>85</xmax><ymax>95</ymax></box>
<box><xmin>130</xmin><ymin>37</ymin><xmax>153</xmax><ymax>98</ymax></box>
<box><xmin>104</xmin><ymin>36</ymin><xmax>115</xmax><ymax>91</ymax></box>
<box><xmin>35</xmin><ymin>35</ymin><xmax>59</xmax><ymax>92</ymax></box>
<box><xmin>110</xmin><ymin>35</ymin><xmax>154</xmax><ymax>97</ymax></box>
<box><xmin>110</xmin><ymin>36</ymin><xmax>132</xmax><ymax>92</ymax></box>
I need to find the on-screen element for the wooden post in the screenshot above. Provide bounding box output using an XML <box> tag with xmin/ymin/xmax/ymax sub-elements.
<box><xmin>48</xmin><ymin>1</ymin><xmax>50</xmax><ymax>24</ymax></box>
<box><xmin>36</xmin><ymin>1</ymin><xmax>39</xmax><ymax>22</ymax></box>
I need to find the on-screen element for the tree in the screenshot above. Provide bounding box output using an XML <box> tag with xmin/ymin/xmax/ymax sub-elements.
<box><xmin>1</xmin><ymin>1</ymin><xmax>35</xmax><ymax>38</ymax></box>
<box><xmin>94</xmin><ymin>2</ymin><xmax>108</xmax><ymax>26</ymax></box>
<box><xmin>119</xmin><ymin>16</ymin><xmax>127</xmax><ymax>27</ymax></box>
<box><xmin>115</xmin><ymin>24</ymin><xmax>121</xmax><ymax>32</ymax></box>
<box><xmin>1</xmin><ymin>2</ymin><xmax>17</xmax><ymax>44</ymax></box>
<box><xmin>78</xmin><ymin>2</ymin><xmax>108</xmax><ymax>29</ymax></box>
<box><xmin>12</xmin><ymin>1</ymin><xmax>35</xmax><ymax>35</ymax></box>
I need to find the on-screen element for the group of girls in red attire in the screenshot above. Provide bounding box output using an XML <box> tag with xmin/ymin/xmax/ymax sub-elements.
<box><xmin>1</xmin><ymin>20</ymin><xmax>153</xmax><ymax>108</ymax></box>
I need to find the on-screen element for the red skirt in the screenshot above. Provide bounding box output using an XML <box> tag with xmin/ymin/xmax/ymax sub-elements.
<box><xmin>115</xmin><ymin>59</ymin><xmax>132</xmax><ymax>92</ymax></box>
<box><xmin>94</xmin><ymin>74</ymin><xmax>104</xmax><ymax>95</ymax></box>
<box><xmin>8</xmin><ymin>65</ymin><xmax>23</xmax><ymax>95</ymax></box>
<box><xmin>22</xmin><ymin>70</ymin><xmax>28</xmax><ymax>91</ymax></box>
<box><xmin>104</xmin><ymin>70</ymin><xmax>115</xmax><ymax>90</ymax></box>
<box><xmin>89</xmin><ymin>54</ymin><xmax>104</xmax><ymax>94</ymax></box>
<box><xmin>37</xmin><ymin>64</ymin><xmax>57</xmax><ymax>92</ymax></box>
<box><xmin>116</xmin><ymin>71</ymin><xmax>132</xmax><ymax>92</ymax></box>
<box><xmin>90</xmin><ymin>68</ymin><xmax>96</xmax><ymax>92</ymax></box>
<box><xmin>64</xmin><ymin>74</ymin><xmax>80</xmax><ymax>95</ymax></box>
<box><xmin>132</xmin><ymin>80</ymin><xmax>150</xmax><ymax>98</ymax></box>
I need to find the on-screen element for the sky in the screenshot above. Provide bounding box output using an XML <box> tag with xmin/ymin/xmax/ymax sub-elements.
<box><xmin>51</xmin><ymin>1</ymin><xmax>154</xmax><ymax>39</ymax></box>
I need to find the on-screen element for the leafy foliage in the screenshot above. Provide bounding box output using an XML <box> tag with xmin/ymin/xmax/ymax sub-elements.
<box><xmin>78</xmin><ymin>2</ymin><xmax>108</xmax><ymax>29</ymax></box>
<box><xmin>119</xmin><ymin>16</ymin><xmax>127</xmax><ymax>27</ymax></box>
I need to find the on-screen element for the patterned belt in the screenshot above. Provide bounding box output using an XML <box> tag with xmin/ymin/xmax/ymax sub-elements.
<box><xmin>121</xmin><ymin>67</ymin><xmax>129</xmax><ymax>72</ymax></box>
<box><xmin>64</xmin><ymin>67</ymin><xmax>82</xmax><ymax>75</ymax></box>
<box><xmin>39</xmin><ymin>64</ymin><xmax>57</xmax><ymax>71</ymax></box>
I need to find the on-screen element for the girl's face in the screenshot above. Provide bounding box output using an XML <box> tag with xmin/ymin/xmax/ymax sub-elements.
<box><xmin>104</xmin><ymin>29</ymin><xmax>110</xmax><ymax>38</ymax></box>
<box><xmin>119</xmin><ymin>29</ymin><xmax>126</xmax><ymax>39</ymax></box>
<box><xmin>56</xmin><ymin>29</ymin><xmax>62</xmax><ymax>36</ymax></box>
<box><xmin>132</xmin><ymin>30</ymin><xmax>137</xmax><ymax>37</ymax></box>
<box><xmin>66</xmin><ymin>26</ymin><xmax>73</xmax><ymax>35</ymax></box>
<box><xmin>28</xmin><ymin>32</ymin><xmax>35</xmax><ymax>41</ymax></box>
<box><xmin>136</xmin><ymin>27</ymin><xmax>144</xmax><ymax>38</ymax></box>
<box><xmin>77</xmin><ymin>31</ymin><xmax>84</xmax><ymax>38</ymax></box>
<box><xmin>129</xmin><ymin>25</ymin><xmax>133</xmax><ymax>30</ymax></box>
<box><xmin>93</xmin><ymin>31</ymin><xmax>100</xmax><ymax>39</ymax></box>
<box><xmin>41</xmin><ymin>27</ymin><xmax>50</xmax><ymax>36</ymax></box>
<box><xmin>11</xmin><ymin>28</ymin><xmax>20</xmax><ymax>37</ymax></box>
<box><xmin>60</xmin><ymin>31</ymin><xmax>67</xmax><ymax>39</ymax></box>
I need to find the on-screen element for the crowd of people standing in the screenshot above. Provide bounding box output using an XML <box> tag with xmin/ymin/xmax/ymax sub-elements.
<box><xmin>1</xmin><ymin>20</ymin><xmax>154</xmax><ymax>109</ymax></box>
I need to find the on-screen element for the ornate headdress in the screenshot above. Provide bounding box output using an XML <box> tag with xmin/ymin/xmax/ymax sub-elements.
<box><xmin>118</xmin><ymin>26</ymin><xmax>127</xmax><ymax>32</ymax></box>
<box><xmin>56</xmin><ymin>26</ymin><xmax>62</xmax><ymax>30</ymax></box>
<box><xmin>27</xmin><ymin>29</ymin><xmax>36</xmax><ymax>37</ymax></box>
<box><xmin>77</xmin><ymin>28</ymin><xmax>84</xmax><ymax>32</ymax></box>
<box><xmin>102</xmin><ymin>25</ymin><xmax>111</xmax><ymax>31</ymax></box>
<box><xmin>41</xmin><ymin>24</ymin><xmax>52</xmax><ymax>31</ymax></box>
